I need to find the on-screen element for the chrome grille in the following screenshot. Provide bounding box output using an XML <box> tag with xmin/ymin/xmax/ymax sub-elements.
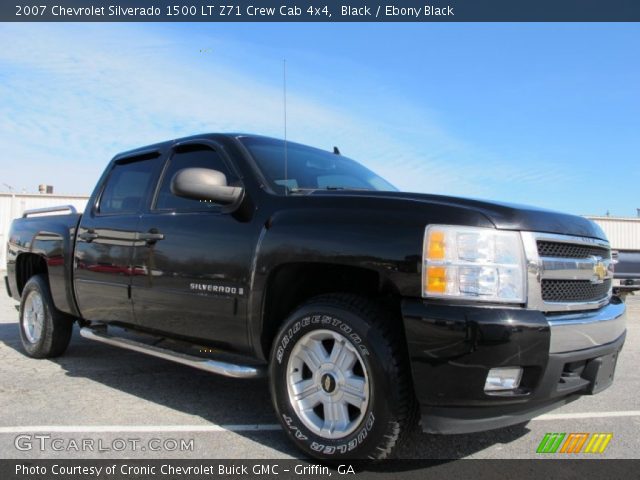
<box><xmin>522</xmin><ymin>232</ymin><xmax>613</xmax><ymax>312</ymax></box>
<box><xmin>541</xmin><ymin>279</ymin><xmax>612</xmax><ymax>303</ymax></box>
<box><xmin>537</xmin><ymin>241</ymin><xmax>610</xmax><ymax>260</ymax></box>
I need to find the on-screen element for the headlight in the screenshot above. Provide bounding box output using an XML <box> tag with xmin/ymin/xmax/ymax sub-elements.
<box><xmin>422</xmin><ymin>225</ymin><xmax>526</xmax><ymax>303</ymax></box>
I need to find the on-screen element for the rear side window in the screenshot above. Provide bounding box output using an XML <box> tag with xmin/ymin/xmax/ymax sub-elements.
<box><xmin>155</xmin><ymin>145</ymin><xmax>237</xmax><ymax>211</ymax></box>
<box><xmin>98</xmin><ymin>157</ymin><xmax>157</xmax><ymax>214</ymax></box>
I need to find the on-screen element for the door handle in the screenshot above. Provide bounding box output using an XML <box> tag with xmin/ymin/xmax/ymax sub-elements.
<box><xmin>78</xmin><ymin>231</ymin><xmax>99</xmax><ymax>242</ymax></box>
<box><xmin>137</xmin><ymin>230</ymin><xmax>164</xmax><ymax>244</ymax></box>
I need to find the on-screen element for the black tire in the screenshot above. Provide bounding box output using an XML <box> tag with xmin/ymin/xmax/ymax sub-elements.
<box><xmin>19</xmin><ymin>274</ymin><xmax>73</xmax><ymax>358</ymax></box>
<box><xmin>269</xmin><ymin>294</ymin><xmax>417</xmax><ymax>460</ymax></box>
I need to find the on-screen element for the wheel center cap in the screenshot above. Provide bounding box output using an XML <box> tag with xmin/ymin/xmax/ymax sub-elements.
<box><xmin>320</xmin><ymin>373</ymin><xmax>337</xmax><ymax>393</ymax></box>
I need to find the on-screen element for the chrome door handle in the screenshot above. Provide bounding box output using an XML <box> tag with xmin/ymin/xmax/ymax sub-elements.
<box><xmin>78</xmin><ymin>232</ymin><xmax>99</xmax><ymax>242</ymax></box>
<box><xmin>137</xmin><ymin>231</ymin><xmax>164</xmax><ymax>244</ymax></box>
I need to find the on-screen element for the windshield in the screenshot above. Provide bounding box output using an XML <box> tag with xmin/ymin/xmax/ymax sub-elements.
<box><xmin>240</xmin><ymin>136</ymin><xmax>397</xmax><ymax>194</ymax></box>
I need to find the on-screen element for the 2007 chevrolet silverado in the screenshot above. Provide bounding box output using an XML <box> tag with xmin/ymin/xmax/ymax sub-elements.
<box><xmin>5</xmin><ymin>134</ymin><xmax>626</xmax><ymax>460</ymax></box>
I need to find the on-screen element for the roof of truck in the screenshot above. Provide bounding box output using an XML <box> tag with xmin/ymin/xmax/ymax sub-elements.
<box><xmin>113</xmin><ymin>133</ymin><xmax>284</xmax><ymax>160</ymax></box>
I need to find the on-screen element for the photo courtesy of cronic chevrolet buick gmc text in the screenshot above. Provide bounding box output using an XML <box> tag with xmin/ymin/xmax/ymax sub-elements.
<box><xmin>4</xmin><ymin>134</ymin><xmax>626</xmax><ymax>460</ymax></box>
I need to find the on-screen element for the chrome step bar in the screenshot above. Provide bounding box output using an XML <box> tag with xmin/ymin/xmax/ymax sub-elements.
<box><xmin>79</xmin><ymin>327</ymin><xmax>265</xmax><ymax>379</ymax></box>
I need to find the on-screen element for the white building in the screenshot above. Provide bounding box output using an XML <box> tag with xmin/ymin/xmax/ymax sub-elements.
<box><xmin>0</xmin><ymin>193</ymin><xmax>89</xmax><ymax>267</ymax></box>
<box><xmin>585</xmin><ymin>216</ymin><xmax>640</xmax><ymax>252</ymax></box>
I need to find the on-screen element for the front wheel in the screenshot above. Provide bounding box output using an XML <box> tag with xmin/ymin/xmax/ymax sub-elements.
<box><xmin>19</xmin><ymin>274</ymin><xmax>73</xmax><ymax>358</ymax></box>
<box><xmin>269</xmin><ymin>294</ymin><xmax>416</xmax><ymax>460</ymax></box>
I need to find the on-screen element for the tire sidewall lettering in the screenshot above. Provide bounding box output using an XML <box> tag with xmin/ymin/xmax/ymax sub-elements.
<box><xmin>276</xmin><ymin>314</ymin><xmax>369</xmax><ymax>365</ymax></box>
<box><xmin>299</xmin><ymin>412</ymin><xmax>376</xmax><ymax>455</ymax></box>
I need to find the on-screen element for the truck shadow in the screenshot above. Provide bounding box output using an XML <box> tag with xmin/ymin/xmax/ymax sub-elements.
<box><xmin>0</xmin><ymin>322</ymin><xmax>530</xmax><ymax>461</ymax></box>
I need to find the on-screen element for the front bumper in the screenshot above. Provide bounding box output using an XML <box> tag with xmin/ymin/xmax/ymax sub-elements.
<box><xmin>402</xmin><ymin>297</ymin><xmax>626</xmax><ymax>434</ymax></box>
<box><xmin>547</xmin><ymin>299</ymin><xmax>625</xmax><ymax>353</ymax></box>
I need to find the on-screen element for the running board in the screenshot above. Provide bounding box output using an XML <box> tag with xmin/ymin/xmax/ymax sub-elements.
<box><xmin>79</xmin><ymin>327</ymin><xmax>265</xmax><ymax>379</ymax></box>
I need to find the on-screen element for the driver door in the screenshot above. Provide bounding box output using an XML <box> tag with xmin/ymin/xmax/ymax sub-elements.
<box><xmin>130</xmin><ymin>141</ymin><xmax>256</xmax><ymax>350</ymax></box>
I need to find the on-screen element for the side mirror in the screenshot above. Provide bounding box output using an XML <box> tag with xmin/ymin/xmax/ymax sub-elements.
<box><xmin>170</xmin><ymin>168</ymin><xmax>243</xmax><ymax>205</ymax></box>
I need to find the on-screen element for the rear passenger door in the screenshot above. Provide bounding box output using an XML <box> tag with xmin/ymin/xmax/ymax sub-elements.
<box><xmin>74</xmin><ymin>152</ymin><xmax>163</xmax><ymax>324</ymax></box>
<box><xmin>130</xmin><ymin>141</ymin><xmax>256</xmax><ymax>350</ymax></box>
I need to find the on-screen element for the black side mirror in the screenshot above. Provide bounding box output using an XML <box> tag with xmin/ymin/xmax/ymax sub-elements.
<box><xmin>170</xmin><ymin>168</ymin><xmax>243</xmax><ymax>205</ymax></box>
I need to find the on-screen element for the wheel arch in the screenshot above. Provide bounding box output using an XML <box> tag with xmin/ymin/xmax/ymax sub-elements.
<box><xmin>15</xmin><ymin>253</ymin><xmax>49</xmax><ymax>297</ymax></box>
<box><xmin>257</xmin><ymin>262</ymin><xmax>404</xmax><ymax>361</ymax></box>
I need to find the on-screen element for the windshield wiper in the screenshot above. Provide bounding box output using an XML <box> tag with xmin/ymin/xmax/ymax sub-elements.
<box><xmin>288</xmin><ymin>186</ymin><xmax>372</xmax><ymax>194</ymax></box>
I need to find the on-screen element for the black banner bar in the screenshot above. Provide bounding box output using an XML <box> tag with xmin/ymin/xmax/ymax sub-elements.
<box><xmin>3</xmin><ymin>459</ymin><xmax>640</xmax><ymax>480</ymax></box>
<box><xmin>2</xmin><ymin>0</ymin><xmax>640</xmax><ymax>22</ymax></box>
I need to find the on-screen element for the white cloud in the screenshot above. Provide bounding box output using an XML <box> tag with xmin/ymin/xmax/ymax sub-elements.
<box><xmin>0</xmin><ymin>23</ymin><xmax>571</xmax><ymax>202</ymax></box>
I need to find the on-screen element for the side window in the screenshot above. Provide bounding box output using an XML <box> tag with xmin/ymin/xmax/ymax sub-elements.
<box><xmin>99</xmin><ymin>157</ymin><xmax>157</xmax><ymax>214</ymax></box>
<box><xmin>155</xmin><ymin>145</ymin><xmax>237</xmax><ymax>211</ymax></box>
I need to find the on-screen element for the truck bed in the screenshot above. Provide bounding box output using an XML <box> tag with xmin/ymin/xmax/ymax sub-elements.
<box><xmin>6</xmin><ymin>207</ymin><xmax>82</xmax><ymax>316</ymax></box>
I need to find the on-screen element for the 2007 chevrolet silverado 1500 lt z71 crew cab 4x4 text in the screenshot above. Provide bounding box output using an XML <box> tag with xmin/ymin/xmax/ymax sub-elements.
<box><xmin>5</xmin><ymin>134</ymin><xmax>626</xmax><ymax>460</ymax></box>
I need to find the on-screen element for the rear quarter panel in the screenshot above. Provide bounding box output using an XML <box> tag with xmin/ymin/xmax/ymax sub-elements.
<box><xmin>7</xmin><ymin>214</ymin><xmax>82</xmax><ymax>315</ymax></box>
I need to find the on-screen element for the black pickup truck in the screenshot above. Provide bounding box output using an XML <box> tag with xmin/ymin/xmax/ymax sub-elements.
<box><xmin>5</xmin><ymin>133</ymin><xmax>627</xmax><ymax>460</ymax></box>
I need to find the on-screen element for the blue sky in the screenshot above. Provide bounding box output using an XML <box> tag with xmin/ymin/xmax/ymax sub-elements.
<box><xmin>0</xmin><ymin>23</ymin><xmax>638</xmax><ymax>216</ymax></box>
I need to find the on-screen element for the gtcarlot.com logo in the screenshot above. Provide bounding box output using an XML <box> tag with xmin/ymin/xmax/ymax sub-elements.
<box><xmin>14</xmin><ymin>434</ymin><xmax>194</xmax><ymax>453</ymax></box>
<box><xmin>536</xmin><ymin>432</ymin><xmax>613</xmax><ymax>454</ymax></box>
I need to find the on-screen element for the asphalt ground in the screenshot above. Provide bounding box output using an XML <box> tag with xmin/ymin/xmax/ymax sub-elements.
<box><xmin>0</xmin><ymin>285</ymin><xmax>638</xmax><ymax>460</ymax></box>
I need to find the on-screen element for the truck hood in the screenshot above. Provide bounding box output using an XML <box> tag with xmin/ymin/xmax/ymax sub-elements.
<box><xmin>311</xmin><ymin>190</ymin><xmax>607</xmax><ymax>241</ymax></box>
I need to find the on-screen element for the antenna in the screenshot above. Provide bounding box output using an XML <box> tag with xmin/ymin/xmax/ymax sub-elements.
<box><xmin>283</xmin><ymin>59</ymin><xmax>288</xmax><ymax>195</ymax></box>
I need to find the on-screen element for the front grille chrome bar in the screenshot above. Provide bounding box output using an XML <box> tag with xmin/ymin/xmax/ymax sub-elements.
<box><xmin>540</xmin><ymin>257</ymin><xmax>609</xmax><ymax>281</ymax></box>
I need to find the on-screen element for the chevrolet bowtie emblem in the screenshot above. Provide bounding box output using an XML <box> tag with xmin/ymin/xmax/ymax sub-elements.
<box><xmin>593</xmin><ymin>261</ymin><xmax>607</xmax><ymax>282</ymax></box>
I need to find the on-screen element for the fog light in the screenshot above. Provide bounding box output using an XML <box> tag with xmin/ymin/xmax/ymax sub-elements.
<box><xmin>484</xmin><ymin>367</ymin><xmax>523</xmax><ymax>391</ymax></box>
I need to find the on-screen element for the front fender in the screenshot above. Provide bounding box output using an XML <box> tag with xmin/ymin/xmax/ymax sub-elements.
<box><xmin>246</xmin><ymin>207</ymin><xmax>425</xmax><ymax>359</ymax></box>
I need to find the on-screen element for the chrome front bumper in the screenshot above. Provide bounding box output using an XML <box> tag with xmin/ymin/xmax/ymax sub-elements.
<box><xmin>547</xmin><ymin>298</ymin><xmax>626</xmax><ymax>353</ymax></box>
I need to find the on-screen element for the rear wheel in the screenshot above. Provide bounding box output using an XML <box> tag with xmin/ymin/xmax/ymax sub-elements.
<box><xmin>19</xmin><ymin>274</ymin><xmax>73</xmax><ymax>358</ymax></box>
<box><xmin>269</xmin><ymin>294</ymin><xmax>416</xmax><ymax>460</ymax></box>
